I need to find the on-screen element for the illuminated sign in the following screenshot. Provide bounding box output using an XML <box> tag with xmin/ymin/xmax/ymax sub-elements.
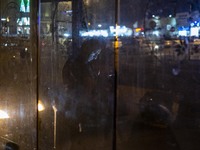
<box><xmin>190</xmin><ymin>27</ymin><xmax>199</xmax><ymax>37</ymax></box>
<box><xmin>20</xmin><ymin>0</ymin><xmax>30</xmax><ymax>12</ymax></box>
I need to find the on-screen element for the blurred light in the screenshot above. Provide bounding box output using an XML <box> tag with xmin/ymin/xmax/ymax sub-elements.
<box><xmin>80</xmin><ymin>30</ymin><xmax>108</xmax><ymax>37</ymax></box>
<box><xmin>135</xmin><ymin>28</ymin><xmax>142</xmax><ymax>32</ymax></box>
<box><xmin>1</xmin><ymin>18</ymin><xmax>6</xmax><ymax>21</ymax></box>
<box><xmin>154</xmin><ymin>45</ymin><xmax>159</xmax><ymax>50</ymax></box>
<box><xmin>65</xmin><ymin>10</ymin><xmax>72</xmax><ymax>13</ymax></box>
<box><xmin>152</xmin><ymin>31</ymin><xmax>159</xmax><ymax>36</ymax></box>
<box><xmin>64</xmin><ymin>33</ymin><xmax>70</xmax><ymax>37</ymax></box>
<box><xmin>113</xmin><ymin>40</ymin><xmax>122</xmax><ymax>48</ymax></box>
<box><xmin>169</xmin><ymin>15</ymin><xmax>172</xmax><ymax>17</ymax></box>
<box><xmin>98</xmin><ymin>24</ymin><xmax>102</xmax><ymax>28</ymax></box>
<box><xmin>38</xmin><ymin>101</ymin><xmax>45</xmax><ymax>112</ymax></box>
<box><xmin>20</xmin><ymin>0</ymin><xmax>26</xmax><ymax>12</ymax></box>
<box><xmin>0</xmin><ymin>110</ymin><xmax>9</xmax><ymax>119</ymax></box>
<box><xmin>190</xmin><ymin>27</ymin><xmax>199</xmax><ymax>37</ymax></box>
<box><xmin>26</xmin><ymin>0</ymin><xmax>30</xmax><ymax>12</ymax></box>
<box><xmin>126</xmin><ymin>29</ymin><xmax>133</xmax><ymax>36</ymax></box>
<box><xmin>110</xmin><ymin>25</ymin><xmax>132</xmax><ymax>37</ymax></box>
<box><xmin>178</xmin><ymin>30</ymin><xmax>187</xmax><ymax>36</ymax></box>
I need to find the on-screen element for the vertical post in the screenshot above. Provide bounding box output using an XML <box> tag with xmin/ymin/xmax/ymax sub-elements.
<box><xmin>143</xmin><ymin>0</ymin><xmax>150</xmax><ymax>37</ymax></box>
<box><xmin>30</xmin><ymin>0</ymin><xmax>40</xmax><ymax>149</ymax></box>
<box><xmin>113</xmin><ymin>0</ymin><xmax>120</xmax><ymax>150</ymax></box>
<box><xmin>0</xmin><ymin>0</ymin><xmax>1</xmax><ymax>32</ymax></box>
<box><xmin>51</xmin><ymin>0</ymin><xmax>58</xmax><ymax>43</ymax></box>
<box><xmin>51</xmin><ymin>0</ymin><xmax>59</xmax><ymax>86</ymax></box>
<box><xmin>72</xmin><ymin>0</ymin><xmax>81</xmax><ymax>59</ymax></box>
<box><xmin>52</xmin><ymin>105</ymin><xmax>57</xmax><ymax>149</ymax></box>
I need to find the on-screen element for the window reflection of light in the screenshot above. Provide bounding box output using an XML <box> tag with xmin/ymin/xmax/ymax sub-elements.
<box><xmin>109</xmin><ymin>25</ymin><xmax>133</xmax><ymax>37</ymax></box>
<box><xmin>38</xmin><ymin>101</ymin><xmax>45</xmax><ymax>112</ymax></box>
<box><xmin>64</xmin><ymin>33</ymin><xmax>70</xmax><ymax>37</ymax></box>
<box><xmin>80</xmin><ymin>30</ymin><xmax>108</xmax><ymax>37</ymax></box>
<box><xmin>1</xmin><ymin>18</ymin><xmax>6</xmax><ymax>21</ymax></box>
<box><xmin>179</xmin><ymin>30</ymin><xmax>187</xmax><ymax>36</ymax></box>
<box><xmin>190</xmin><ymin>27</ymin><xmax>199</xmax><ymax>37</ymax></box>
<box><xmin>0</xmin><ymin>110</ymin><xmax>9</xmax><ymax>119</ymax></box>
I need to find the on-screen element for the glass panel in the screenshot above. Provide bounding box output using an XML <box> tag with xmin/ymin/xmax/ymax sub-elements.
<box><xmin>2</xmin><ymin>0</ymin><xmax>198</xmax><ymax>149</ymax></box>
<box><xmin>118</xmin><ymin>0</ymin><xmax>200</xmax><ymax>150</ymax></box>
<box><xmin>39</xmin><ymin>0</ymin><xmax>115</xmax><ymax>149</ymax></box>
<box><xmin>0</xmin><ymin>0</ymin><xmax>37</xmax><ymax>149</ymax></box>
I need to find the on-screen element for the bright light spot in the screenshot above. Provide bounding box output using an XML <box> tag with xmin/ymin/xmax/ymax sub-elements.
<box><xmin>65</xmin><ymin>10</ymin><xmax>72</xmax><ymax>13</ymax></box>
<box><xmin>1</xmin><ymin>18</ymin><xmax>6</xmax><ymax>21</ymax></box>
<box><xmin>154</xmin><ymin>45</ymin><xmax>159</xmax><ymax>50</ymax></box>
<box><xmin>64</xmin><ymin>33</ymin><xmax>70</xmax><ymax>37</ymax></box>
<box><xmin>80</xmin><ymin>30</ymin><xmax>108</xmax><ymax>37</ymax></box>
<box><xmin>179</xmin><ymin>30</ymin><xmax>187</xmax><ymax>36</ymax></box>
<box><xmin>110</xmin><ymin>25</ymin><xmax>132</xmax><ymax>37</ymax></box>
<box><xmin>169</xmin><ymin>15</ymin><xmax>172</xmax><ymax>17</ymax></box>
<box><xmin>38</xmin><ymin>101</ymin><xmax>45</xmax><ymax>112</ymax></box>
<box><xmin>135</xmin><ymin>28</ymin><xmax>142</xmax><ymax>32</ymax></box>
<box><xmin>0</xmin><ymin>110</ymin><xmax>9</xmax><ymax>119</ymax></box>
<box><xmin>190</xmin><ymin>27</ymin><xmax>199</xmax><ymax>37</ymax></box>
<box><xmin>191</xmin><ymin>23</ymin><xmax>195</xmax><ymax>27</ymax></box>
<box><xmin>98</xmin><ymin>24</ymin><xmax>102</xmax><ymax>28</ymax></box>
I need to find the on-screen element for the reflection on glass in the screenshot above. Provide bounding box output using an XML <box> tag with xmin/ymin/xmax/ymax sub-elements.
<box><xmin>38</xmin><ymin>101</ymin><xmax>45</xmax><ymax>112</ymax></box>
<box><xmin>0</xmin><ymin>0</ymin><xmax>36</xmax><ymax>149</ymax></box>
<box><xmin>2</xmin><ymin>0</ymin><xmax>200</xmax><ymax>149</ymax></box>
<box><xmin>0</xmin><ymin>110</ymin><xmax>9</xmax><ymax>119</ymax></box>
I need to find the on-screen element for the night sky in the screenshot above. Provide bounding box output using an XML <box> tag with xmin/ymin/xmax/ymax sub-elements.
<box><xmin>120</xmin><ymin>0</ymin><xmax>198</xmax><ymax>26</ymax></box>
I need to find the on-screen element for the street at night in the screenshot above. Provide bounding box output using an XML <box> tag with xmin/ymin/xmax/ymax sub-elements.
<box><xmin>1</xmin><ymin>0</ymin><xmax>200</xmax><ymax>150</ymax></box>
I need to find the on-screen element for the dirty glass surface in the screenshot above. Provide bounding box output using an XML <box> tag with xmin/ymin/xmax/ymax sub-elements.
<box><xmin>118</xmin><ymin>0</ymin><xmax>200</xmax><ymax>150</ymax></box>
<box><xmin>39</xmin><ymin>0</ymin><xmax>115</xmax><ymax>150</ymax></box>
<box><xmin>0</xmin><ymin>0</ymin><xmax>37</xmax><ymax>150</ymax></box>
<box><xmin>39</xmin><ymin>0</ymin><xmax>200</xmax><ymax>149</ymax></box>
<box><xmin>1</xmin><ymin>0</ymin><xmax>200</xmax><ymax>150</ymax></box>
